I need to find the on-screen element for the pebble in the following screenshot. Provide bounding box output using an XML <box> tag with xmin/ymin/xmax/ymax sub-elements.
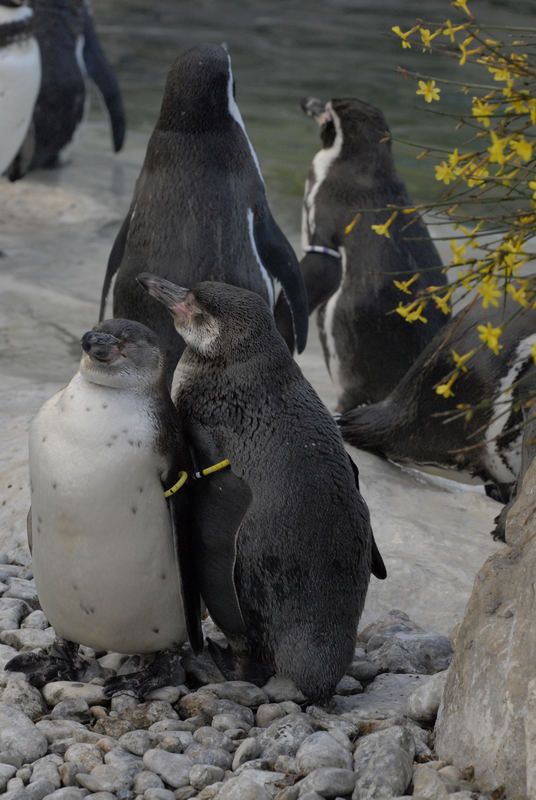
<box><xmin>331</xmin><ymin>673</ymin><xmax>432</xmax><ymax>717</ymax></box>
<box><xmin>3</xmin><ymin>577</ymin><xmax>40</xmax><ymax>608</ymax></box>
<box><xmin>405</xmin><ymin>668</ymin><xmax>449</xmax><ymax>722</ymax></box>
<box><xmin>412</xmin><ymin>764</ymin><xmax>451</xmax><ymax>798</ymax></box>
<box><xmin>118</xmin><ymin>730</ymin><xmax>154</xmax><ymax>756</ymax></box>
<box><xmin>20</xmin><ymin>610</ymin><xmax>49</xmax><ymax>629</ymax></box>
<box><xmin>296</xmin><ymin>731</ymin><xmax>353</xmax><ymax>773</ymax></box>
<box><xmin>352</xmin><ymin>725</ymin><xmax>415</xmax><ymax>799</ymax></box>
<box><xmin>76</xmin><ymin>764</ymin><xmax>131</xmax><ymax>793</ymax></box>
<box><xmin>0</xmin><ymin>626</ymin><xmax>56</xmax><ymax>650</ymax></box>
<box><xmin>258</xmin><ymin>714</ymin><xmax>315</xmax><ymax>764</ymax></box>
<box><xmin>184</xmin><ymin>743</ymin><xmax>233</xmax><ymax>770</ymax></box>
<box><xmin>64</xmin><ymin>743</ymin><xmax>103</xmax><ymax>772</ymax></box>
<box><xmin>144</xmin><ymin>788</ymin><xmax>175</xmax><ymax>800</ymax></box>
<box><xmin>43</xmin><ymin>789</ymin><xmax>87</xmax><ymax>800</ymax></box>
<box><xmin>43</xmin><ymin>682</ymin><xmax>108</xmax><ymax>706</ymax></box>
<box><xmin>189</xmin><ymin>763</ymin><xmax>225</xmax><ymax>791</ymax></box>
<box><xmin>50</xmin><ymin>698</ymin><xmax>91</xmax><ymax>722</ymax></box>
<box><xmin>202</xmin><ymin>681</ymin><xmax>268</xmax><ymax>707</ymax></box>
<box><xmin>0</xmin><ymin>674</ymin><xmax>47</xmax><ymax>719</ymax></box>
<box><xmin>0</xmin><ymin>702</ymin><xmax>47</xmax><ymax>762</ymax></box>
<box><xmin>262</xmin><ymin>676</ymin><xmax>305</xmax><ymax>703</ymax></box>
<box><xmin>294</xmin><ymin>767</ymin><xmax>357</xmax><ymax>798</ymax></box>
<box><xmin>0</xmin><ymin>763</ymin><xmax>17</xmax><ymax>792</ymax></box>
<box><xmin>193</xmin><ymin>726</ymin><xmax>234</xmax><ymax>752</ymax></box>
<box><xmin>133</xmin><ymin>769</ymin><xmax>165</xmax><ymax>792</ymax></box>
<box><xmin>142</xmin><ymin>750</ymin><xmax>194</xmax><ymax>789</ymax></box>
<box><xmin>367</xmin><ymin>631</ymin><xmax>453</xmax><ymax>675</ymax></box>
<box><xmin>0</xmin><ymin>598</ymin><xmax>30</xmax><ymax>632</ymax></box>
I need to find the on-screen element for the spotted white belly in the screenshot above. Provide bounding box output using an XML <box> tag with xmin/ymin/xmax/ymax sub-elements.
<box><xmin>29</xmin><ymin>372</ymin><xmax>186</xmax><ymax>654</ymax></box>
<box><xmin>0</xmin><ymin>7</ymin><xmax>41</xmax><ymax>173</ymax></box>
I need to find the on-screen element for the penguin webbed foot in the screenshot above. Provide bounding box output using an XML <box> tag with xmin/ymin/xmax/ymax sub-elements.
<box><xmin>103</xmin><ymin>648</ymin><xmax>185</xmax><ymax>699</ymax></box>
<box><xmin>4</xmin><ymin>637</ymin><xmax>83</xmax><ymax>688</ymax></box>
<box><xmin>207</xmin><ymin>637</ymin><xmax>274</xmax><ymax>687</ymax></box>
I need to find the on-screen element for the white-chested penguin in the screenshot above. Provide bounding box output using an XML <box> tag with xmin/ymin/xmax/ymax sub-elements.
<box><xmin>138</xmin><ymin>273</ymin><xmax>386</xmax><ymax>703</ymax></box>
<box><xmin>99</xmin><ymin>44</ymin><xmax>308</xmax><ymax>381</ymax></box>
<box><xmin>6</xmin><ymin>319</ymin><xmax>202</xmax><ymax>695</ymax></box>
<box><xmin>7</xmin><ymin>0</ymin><xmax>125</xmax><ymax>180</ymax></box>
<box><xmin>339</xmin><ymin>298</ymin><xmax>536</xmax><ymax>539</ymax></box>
<box><xmin>0</xmin><ymin>0</ymin><xmax>41</xmax><ymax>174</ymax></box>
<box><xmin>275</xmin><ymin>96</ymin><xmax>448</xmax><ymax>412</ymax></box>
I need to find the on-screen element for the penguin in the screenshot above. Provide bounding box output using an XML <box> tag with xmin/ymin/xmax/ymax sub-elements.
<box><xmin>0</xmin><ymin>0</ymin><xmax>41</xmax><ymax>175</ymax></box>
<box><xmin>339</xmin><ymin>299</ymin><xmax>536</xmax><ymax>505</ymax></box>
<box><xmin>99</xmin><ymin>44</ymin><xmax>308</xmax><ymax>381</ymax></box>
<box><xmin>6</xmin><ymin>319</ymin><xmax>202</xmax><ymax>696</ymax></box>
<box><xmin>6</xmin><ymin>0</ymin><xmax>125</xmax><ymax>180</ymax></box>
<box><xmin>137</xmin><ymin>273</ymin><xmax>386</xmax><ymax>703</ymax></box>
<box><xmin>276</xmin><ymin>96</ymin><xmax>448</xmax><ymax>412</ymax></box>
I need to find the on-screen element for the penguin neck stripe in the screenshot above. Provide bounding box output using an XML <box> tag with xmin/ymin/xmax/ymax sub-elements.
<box><xmin>0</xmin><ymin>16</ymin><xmax>33</xmax><ymax>47</ymax></box>
<box><xmin>304</xmin><ymin>245</ymin><xmax>341</xmax><ymax>259</ymax></box>
<box><xmin>163</xmin><ymin>459</ymin><xmax>230</xmax><ymax>497</ymax></box>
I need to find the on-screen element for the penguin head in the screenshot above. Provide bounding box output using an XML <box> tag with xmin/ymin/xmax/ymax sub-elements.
<box><xmin>157</xmin><ymin>44</ymin><xmax>241</xmax><ymax>134</ymax></box>
<box><xmin>302</xmin><ymin>95</ymin><xmax>392</xmax><ymax>160</ymax></box>
<box><xmin>138</xmin><ymin>273</ymin><xmax>279</xmax><ymax>363</ymax></box>
<box><xmin>80</xmin><ymin>319</ymin><xmax>166</xmax><ymax>390</ymax></box>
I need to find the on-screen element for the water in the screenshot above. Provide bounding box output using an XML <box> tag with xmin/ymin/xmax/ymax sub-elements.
<box><xmin>91</xmin><ymin>0</ymin><xmax>535</xmax><ymax>233</ymax></box>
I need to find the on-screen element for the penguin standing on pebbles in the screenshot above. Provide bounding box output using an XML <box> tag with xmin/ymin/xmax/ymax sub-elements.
<box><xmin>0</xmin><ymin>0</ymin><xmax>41</xmax><ymax>174</ymax></box>
<box><xmin>276</xmin><ymin>96</ymin><xmax>448</xmax><ymax>412</ymax></box>
<box><xmin>99</xmin><ymin>44</ymin><xmax>308</xmax><ymax>381</ymax></box>
<box><xmin>6</xmin><ymin>319</ymin><xmax>201</xmax><ymax>696</ymax></box>
<box><xmin>7</xmin><ymin>0</ymin><xmax>125</xmax><ymax>180</ymax></box>
<box><xmin>138</xmin><ymin>272</ymin><xmax>386</xmax><ymax>703</ymax></box>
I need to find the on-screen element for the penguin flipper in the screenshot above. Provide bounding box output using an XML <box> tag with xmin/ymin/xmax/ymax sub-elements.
<box><xmin>168</xmin><ymin>489</ymin><xmax>204</xmax><ymax>654</ymax></box>
<box><xmin>347</xmin><ymin>453</ymin><xmax>387</xmax><ymax>581</ymax></box>
<box><xmin>82</xmin><ymin>2</ymin><xmax>126</xmax><ymax>152</ymax></box>
<box><xmin>99</xmin><ymin>211</ymin><xmax>131</xmax><ymax>320</ymax></box>
<box><xmin>300</xmin><ymin>250</ymin><xmax>343</xmax><ymax>312</ymax></box>
<box><xmin>252</xmin><ymin>205</ymin><xmax>308</xmax><ymax>353</ymax></box>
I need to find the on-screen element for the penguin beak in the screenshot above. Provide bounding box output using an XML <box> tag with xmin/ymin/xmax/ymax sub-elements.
<box><xmin>81</xmin><ymin>331</ymin><xmax>122</xmax><ymax>363</ymax></box>
<box><xmin>300</xmin><ymin>96</ymin><xmax>331</xmax><ymax>126</ymax></box>
<box><xmin>137</xmin><ymin>273</ymin><xmax>202</xmax><ymax>321</ymax></box>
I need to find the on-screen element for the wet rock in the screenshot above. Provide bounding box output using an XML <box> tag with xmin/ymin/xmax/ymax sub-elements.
<box><xmin>189</xmin><ymin>763</ymin><xmax>225</xmax><ymax>791</ymax></box>
<box><xmin>412</xmin><ymin>764</ymin><xmax>450</xmax><ymax>799</ymax></box>
<box><xmin>332</xmin><ymin>673</ymin><xmax>432</xmax><ymax>717</ymax></box>
<box><xmin>262</xmin><ymin>676</ymin><xmax>305</xmax><ymax>703</ymax></box>
<box><xmin>295</xmin><ymin>732</ymin><xmax>352</xmax><ymax>773</ymax></box>
<box><xmin>203</xmin><ymin>681</ymin><xmax>268</xmax><ymax>707</ymax></box>
<box><xmin>0</xmin><ymin>674</ymin><xmax>47</xmax><ymax>718</ymax></box>
<box><xmin>0</xmin><ymin>703</ymin><xmax>47</xmax><ymax>763</ymax></box>
<box><xmin>258</xmin><ymin>714</ymin><xmax>315</xmax><ymax>764</ymax></box>
<box><xmin>352</xmin><ymin>725</ymin><xmax>415</xmax><ymax>799</ymax></box>
<box><xmin>1</xmin><ymin>626</ymin><xmax>56</xmax><ymax>650</ymax></box>
<box><xmin>406</xmin><ymin>668</ymin><xmax>449</xmax><ymax>722</ymax></box>
<box><xmin>142</xmin><ymin>749</ymin><xmax>194</xmax><ymax>789</ymax></box>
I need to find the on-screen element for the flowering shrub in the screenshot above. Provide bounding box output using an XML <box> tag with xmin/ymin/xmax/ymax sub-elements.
<box><xmin>386</xmin><ymin>0</ymin><xmax>535</xmax><ymax>401</ymax></box>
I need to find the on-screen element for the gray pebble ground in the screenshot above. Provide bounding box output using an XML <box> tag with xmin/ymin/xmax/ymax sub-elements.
<box><xmin>0</xmin><ymin>570</ymin><xmax>491</xmax><ymax>800</ymax></box>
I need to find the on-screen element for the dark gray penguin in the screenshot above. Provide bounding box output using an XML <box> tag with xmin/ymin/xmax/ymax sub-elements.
<box><xmin>99</xmin><ymin>44</ymin><xmax>308</xmax><ymax>381</ymax></box>
<box><xmin>339</xmin><ymin>299</ymin><xmax>536</xmax><ymax>526</ymax></box>
<box><xmin>6</xmin><ymin>319</ymin><xmax>202</xmax><ymax>696</ymax></box>
<box><xmin>0</xmin><ymin>0</ymin><xmax>41</xmax><ymax>174</ymax></box>
<box><xmin>7</xmin><ymin>0</ymin><xmax>125</xmax><ymax>180</ymax></box>
<box><xmin>276</xmin><ymin>96</ymin><xmax>448</xmax><ymax>412</ymax></box>
<box><xmin>138</xmin><ymin>273</ymin><xmax>386</xmax><ymax>703</ymax></box>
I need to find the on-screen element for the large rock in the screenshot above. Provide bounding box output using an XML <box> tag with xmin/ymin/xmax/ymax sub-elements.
<box><xmin>435</xmin><ymin>457</ymin><xmax>536</xmax><ymax>797</ymax></box>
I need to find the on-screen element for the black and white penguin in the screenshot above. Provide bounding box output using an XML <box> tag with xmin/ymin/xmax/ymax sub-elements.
<box><xmin>339</xmin><ymin>299</ymin><xmax>536</xmax><ymax>502</ymax></box>
<box><xmin>6</xmin><ymin>0</ymin><xmax>125</xmax><ymax>180</ymax></box>
<box><xmin>99</xmin><ymin>44</ymin><xmax>308</xmax><ymax>380</ymax></box>
<box><xmin>280</xmin><ymin>96</ymin><xmax>448</xmax><ymax>412</ymax></box>
<box><xmin>6</xmin><ymin>319</ymin><xmax>201</xmax><ymax>695</ymax></box>
<box><xmin>0</xmin><ymin>0</ymin><xmax>41</xmax><ymax>174</ymax></box>
<box><xmin>138</xmin><ymin>273</ymin><xmax>386</xmax><ymax>703</ymax></box>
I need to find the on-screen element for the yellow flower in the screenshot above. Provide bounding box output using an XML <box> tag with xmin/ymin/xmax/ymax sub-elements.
<box><xmin>394</xmin><ymin>273</ymin><xmax>420</xmax><ymax>295</ymax></box>
<box><xmin>478</xmin><ymin>322</ymin><xmax>503</xmax><ymax>355</ymax></box>
<box><xmin>443</xmin><ymin>19</ymin><xmax>467</xmax><ymax>42</ymax></box>
<box><xmin>471</xmin><ymin>97</ymin><xmax>498</xmax><ymax>128</ymax></box>
<box><xmin>416</xmin><ymin>79</ymin><xmax>441</xmax><ymax>103</ymax></box>
<box><xmin>392</xmin><ymin>24</ymin><xmax>419</xmax><ymax>49</ymax></box>
<box><xmin>529</xmin><ymin>180</ymin><xmax>536</xmax><ymax>199</ymax></box>
<box><xmin>345</xmin><ymin>213</ymin><xmax>361</xmax><ymax>234</ymax></box>
<box><xmin>532</xmin><ymin>341</ymin><xmax>536</xmax><ymax>364</ymax></box>
<box><xmin>435</xmin><ymin>161</ymin><xmax>455</xmax><ymax>184</ymax></box>
<box><xmin>420</xmin><ymin>28</ymin><xmax>441</xmax><ymax>51</ymax></box>
<box><xmin>510</xmin><ymin>136</ymin><xmax>533</xmax><ymax>162</ymax></box>
<box><xmin>478</xmin><ymin>277</ymin><xmax>502</xmax><ymax>309</ymax></box>
<box><xmin>406</xmin><ymin>302</ymin><xmax>428</xmax><ymax>324</ymax></box>
<box><xmin>432</xmin><ymin>293</ymin><xmax>452</xmax><ymax>315</ymax></box>
<box><xmin>488</xmin><ymin>131</ymin><xmax>508</xmax><ymax>165</ymax></box>
<box><xmin>506</xmin><ymin>282</ymin><xmax>528</xmax><ymax>307</ymax></box>
<box><xmin>452</xmin><ymin>349</ymin><xmax>475</xmax><ymax>371</ymax></box>
<box><xmin>436</xmin><ymin>374</ymin><xmax>457</xmax><ymax>398</ymax></box>
<box><xmin>450</xmin><ymin>239</ymin><xmax>468</xmax><ymax>264</ymax></box>
<box><xmin>371</xmin><ymin>210</ymin><xmax>398</xmax><ymax>238</ymax></box>
<box><xmin>395</xmin><ymin>298</ymin><xmax>427</xmax><ymax>324</ymax></box>
<box><xmin>451</xmin><ymin>0</ymin><xmax>473</xmax><ymax>18</ymax></box>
